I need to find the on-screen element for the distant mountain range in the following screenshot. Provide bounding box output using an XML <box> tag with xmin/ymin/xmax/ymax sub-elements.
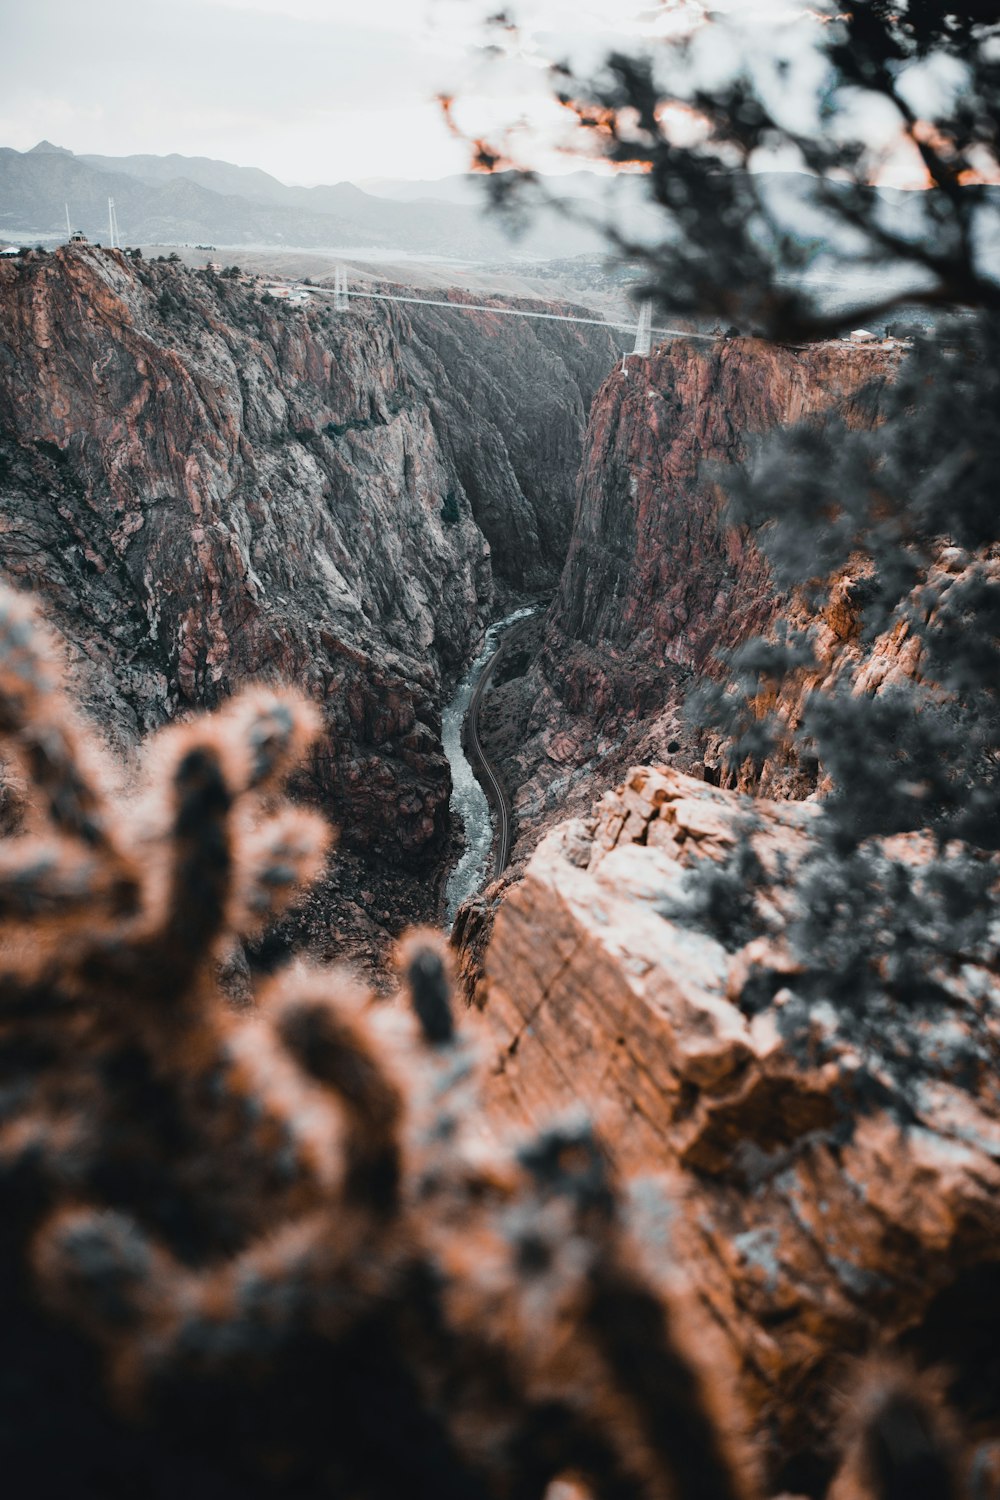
<box><xmin>0</xmin><ymin>141</ymin><xmax>631</xmax><ymax>259</ymax></box>
<box><xmin>3</xmin><ymin>142</ymin><xmax>997</xmax><ymax>285</ymax></box>
<box><xmin>357</xmin><ymin>169</ymin><xmax>631</xmax><ymax>208</ymax></box>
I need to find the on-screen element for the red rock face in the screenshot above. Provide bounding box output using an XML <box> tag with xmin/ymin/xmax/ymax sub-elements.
<box><xmin>475</xmin><ymin>766</ymin><xmax>1000</xmax><ymax>1489</ymax></box>
<box><xmin>554</xmin><ymin>338</ymin><xmax>895</xmax><ymax>667</ymax></box>
<box><xmin>0</xmin><ymin>247</ymin><xmax>616</xmax><ymax>876</ymax></box>
<box><xmin>460</xmin><ymin>328</ymin><xmax>1000</xmax><ymax>1487</ymax></box>
<box><xmin>478</xmin><ymin>338</ymin><xmax>899</xmax><ymax>860</ymax></box>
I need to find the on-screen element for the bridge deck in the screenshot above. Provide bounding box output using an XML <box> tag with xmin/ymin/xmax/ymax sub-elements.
<box><xmin>310</xmin><ymin>285</ymin><xmax>719</xmax><ymax>343</ymax></box>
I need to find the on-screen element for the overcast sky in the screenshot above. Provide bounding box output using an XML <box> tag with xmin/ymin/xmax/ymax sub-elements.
<box><xmin>1</xmin><ymin>0</ymin><xmax>843</xmax><ymax>184</ymax></box>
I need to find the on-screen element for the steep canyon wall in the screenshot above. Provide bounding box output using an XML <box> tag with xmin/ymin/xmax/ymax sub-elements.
<box><xmin>479</xmin><ymin>337</ymin><xmax>899</xmax><ymax>856</ymax></box>
<box><xmin>0</xmin><ymin>247</ymin><xmax>616</xmax><ymax>876</ymax></box>
<box><xmin>473</xmin><ymin>765</ymin><xmax>1000</xmax><ymax>1490</ymax></box>
<box><xmin>461</xmin><ymin>329</ymin><xmax>1000</xmax><ymax>1488</ymax></box>
<box><xmin>0</xmin><ymin>246</ymin><xmax>618</xmax><ymax>971</ymax></box>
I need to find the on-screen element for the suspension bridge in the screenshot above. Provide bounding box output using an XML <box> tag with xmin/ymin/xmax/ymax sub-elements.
<box><xmin>310</xmin><ymin>266</ymin><xmax>721</xmax><ymax>359</ymax></box>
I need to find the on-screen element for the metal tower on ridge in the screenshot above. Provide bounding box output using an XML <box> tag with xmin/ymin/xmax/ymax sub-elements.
<box><xmin>333</xmin><ymin>264</ymin><xmax>349</xmax><ymax>312</ymax></box>
<box><xmin>632</xmin><ymin>299</ymin><xmax>653</xmax><ymax>357</ymax></box>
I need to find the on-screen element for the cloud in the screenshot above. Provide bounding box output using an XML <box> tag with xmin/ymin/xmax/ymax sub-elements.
<box><xmin>2</xmin><ymin>0</ymin><xmax>473</xmax><ymax>178</ymax></box>
<box><xmin>0</xmin><ymin>0</ymin><xmax>919</xmax><ymax>185</ymax></box>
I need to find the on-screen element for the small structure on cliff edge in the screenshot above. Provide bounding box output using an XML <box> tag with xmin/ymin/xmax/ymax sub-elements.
<box><xmin>621</xmin><ymin>298</ymin><xmax>654</xmax><ymax>371</ymax></box>
<box><xmin>333</xmin><ymin>262</ymin><xmax>349</xmax><ymax>311</ymax></box>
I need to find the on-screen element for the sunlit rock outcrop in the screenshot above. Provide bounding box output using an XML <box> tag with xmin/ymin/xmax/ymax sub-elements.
<box><xmin>476</xmin><ymin>765</ymin><xmax>1000</xmax><ymax>1488</ymax></box>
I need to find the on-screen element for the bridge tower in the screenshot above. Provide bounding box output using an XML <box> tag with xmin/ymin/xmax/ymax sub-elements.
<box><xmin>333</xmin><ymin>264</ymin><xmax>349</xmax><ymax>312</ymax></box>
<box><xmin>107</xmin><ymin>197</ymin><xmax>121</xmax><ymax>249</ymax></box>
<box><xmin>632</xmin><ymin>299</ymin><xmax>653</xmax><ymax>357</ymax></box>
<box><xmin>621</xmin><ymin>299</ymin><xmax>654</xmax><ymax>372</ymax></box>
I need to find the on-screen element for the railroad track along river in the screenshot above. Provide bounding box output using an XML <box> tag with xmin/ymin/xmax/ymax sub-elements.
<box><xmin>441</xmin><ymin>607</ymin><xmax>537</xmax><ymax>926</ymax></box>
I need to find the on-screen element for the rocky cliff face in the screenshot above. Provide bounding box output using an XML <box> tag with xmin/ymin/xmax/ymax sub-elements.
<box><xmin>0</xmin><ymin>245</ymin><xmax>616</xmax><ymax>965</ymax></box>
<box><xmin>394</xmin><ymin>291</ymin><xmax>615</xmax><ymax>588</ymax></box>
<box><xmin>554</xmin><ymin>339</ymin><xmax>894</xmax><ymax>667</ymax></box>
<box><xmin>474</xmin><ymin>765</ymin><xmax>1000</xmax><ymax>1491</ymax></box>
<box><xmin>477</xmin><ymin>337</ymin><xmax>899</xmax><ymax>861</ymax></box>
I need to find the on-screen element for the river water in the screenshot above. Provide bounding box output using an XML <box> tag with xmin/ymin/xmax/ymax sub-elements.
<box><xmin>442</xmin><ymin>606</ymin><xmax>537</xmax><ymax>927</ymax></box>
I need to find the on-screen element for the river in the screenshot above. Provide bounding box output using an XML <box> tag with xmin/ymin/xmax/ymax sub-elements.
<box><xmin>441</xmin><ymin>606</ymin><xmax>536</xmax><ymax>927</ymax></box>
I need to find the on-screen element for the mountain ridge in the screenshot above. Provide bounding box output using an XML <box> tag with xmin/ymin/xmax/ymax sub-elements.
<box><xmin>0</xmin><ymin>142</ymin><xmax>613</xmax><ymax>258</ymax></box>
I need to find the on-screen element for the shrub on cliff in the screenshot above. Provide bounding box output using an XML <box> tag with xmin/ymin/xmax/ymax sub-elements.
<box><xmin>441</xmin><ymin>488</ymin><xmax>461</xmax><ymax>525</ymax></box>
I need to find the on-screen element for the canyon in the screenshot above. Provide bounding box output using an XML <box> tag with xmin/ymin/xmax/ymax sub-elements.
<box><xmin>481</xmin><ymin>336</ymin><xmax>899</xmax><ymax>841</ymax></box>
<box><xmin>3</xmin><ymin>240</ymin><xmax>997</xmax><ymax>1492</ymax></box>
<box><xmin>452</xmin><ymin>327</ymin><xmax>1000</xmax><ymax>1489</ymax></box>
<box><xmin>456</xmin><ymin>335</ymin><xmax>900</xmax><ymax>975</ymax></box>
<box><xmin>0</xmin><ymin>243</ymin><xmax>617</xmax><ymax>970</ymax></box>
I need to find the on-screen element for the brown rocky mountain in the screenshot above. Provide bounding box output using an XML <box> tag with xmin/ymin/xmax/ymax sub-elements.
<box><xmin>0</xmin><ymin>244</ymin><xmax>617</xmax><ymax>966</ymax></box>
<box><xmin>2</xmin><ymin>232</ymin><xmax>998</xmax><ymax>1495</ymax></box>
<box><xmin>476</xmin><ymin>336</ymin><xmax>899</xmax><ymax>860</ymax></box>
<box><xmin>449</xmin><ymin>322</ymin><xmax>999</xmax><ymax>1487</ymax></box>
<box><xmin>473</xmin><ymin>763</ymin><xmax>1000</xmax><ymax>1493</ymax></box>
<box><xmin>452</xmin><ymin>335</ymin><xmax>901</xmax><ymax>990</ymax></box>
<box><xmin>0</xmin><ymin>142</ymin><xmax>612</xmax><ymax>261</ymax></box>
